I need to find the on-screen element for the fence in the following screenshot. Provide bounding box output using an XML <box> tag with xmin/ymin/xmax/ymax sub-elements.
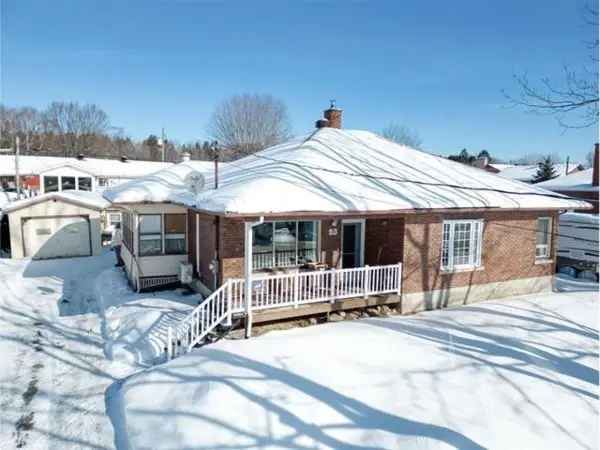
<box><xmin>166</xmin><ymin>263</ymin><xmax>402</xmax><ymax>359</ymax></box>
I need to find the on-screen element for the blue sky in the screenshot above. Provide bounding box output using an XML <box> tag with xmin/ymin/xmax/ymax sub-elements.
<box><xmin>2</xmin><ymin>0</ymin><xmax>596</xmax><ymax>161</ymax></box>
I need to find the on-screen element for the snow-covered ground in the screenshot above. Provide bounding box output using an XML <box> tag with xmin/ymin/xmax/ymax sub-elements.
<box><xmin>0</xmin><ymin>250</ymin><xmax>199</xmax><ymax>450</ymax></box>
<box><xmin>121</xmin><ymin>288</ymin><xmax>598</xmax><ymax>450</ymax></box>
<box><xmin>0</xmin><ymin>250</ymin><xmax>597</xmax><ymax>450</ymax></box>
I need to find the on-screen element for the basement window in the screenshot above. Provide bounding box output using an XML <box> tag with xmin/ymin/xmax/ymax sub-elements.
<box><xmin>536</xmin><ymin>217</ymin><xmax>552</xmax><ymax>259</ymax></box>
<box><xmin>441</xmin><ymin>219</ymin><xmax>483</xmax><ymax>271</ymax></box>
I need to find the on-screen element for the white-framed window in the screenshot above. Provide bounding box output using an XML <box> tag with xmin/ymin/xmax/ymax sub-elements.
<box><xmin>108</xmin><ymin>212</ymin><xmax>122</xmax><ymax>227</ymax></box>
<box><xmin>139</xmin><ymin>214</ymin><xmax>163</xmax><ymax>256</ymax></box>
<box><xmin>536</xmin><ymin>217</ymin><xmax>552</xmax><ymax>259</ymax></box>
<box><xmin>138</xmin><ymin>213</ymin><xmax>187</xmax><ymax>256</ymax></box>
<box><xmin>252</xmin><ymin>220</ymin><xmax>319</xmax><ymax>270</ymax></box>
<box><xmin>441</xmin><ymin>219</ymin><xmax>483</xmax><ymax>271</ymax></box>
<box><xmin>78</xmin><ymin>176</ymin><xmax>92</xmax><ymax>191</ymax></box>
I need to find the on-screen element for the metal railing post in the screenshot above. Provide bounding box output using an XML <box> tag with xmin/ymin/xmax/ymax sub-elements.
<box><xmin>293</xmin><ymin>272</ymin><xmax>299</xmax><ymax>308</ymax></box>
<box><xmin>363</xmin><ymin>265</ymin><xmax>370</xmax><ymax>299</ymax></box>
<box><xmin>397</xmin><ymin>262</ymin><xmax>402</xmax><ymax>296</ymax></box>
<box><xmin>330</xmin><ymin>268</ymin><xmax>336</xmax><ymax>303</ymax></box>
<box><xmin>167</xmin><ymin>326</ymin><xmax>173</xmax><ymax>360</ymax></box>
<box><xmin>226</xmin><ymin>280</ymin><xmax>232</xmax><ymax>326</ymax></box>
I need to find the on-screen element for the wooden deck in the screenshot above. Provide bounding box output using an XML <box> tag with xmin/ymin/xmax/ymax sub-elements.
<box><xmin>248</xmin><ymin>293</ymin><xmax>401</xmax><ymax>324</ymax></box>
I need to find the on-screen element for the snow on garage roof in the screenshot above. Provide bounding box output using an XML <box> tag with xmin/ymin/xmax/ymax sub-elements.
<box><xmin>0</xmin><ymin>155</ymin><xmax>172</xmax><ymax>178</ymax></box>
<box><xmin>189</xmin><ymin>128</ymin><xmax>590</xmax><ymax>214</ymax></box>
<box><xmin>2</xmin><ymin>190</ymin><xmax>110</xmax><ymax>213</ymax></box>
<box><xmin>103</xmin><ymin>160</ymin><xmax>218</xmax><ymax>204</ymax></box>
<box><xmin>536</xmin><ymin>169</ymin><xmax>598</xmax><ymax>192</ymax></box>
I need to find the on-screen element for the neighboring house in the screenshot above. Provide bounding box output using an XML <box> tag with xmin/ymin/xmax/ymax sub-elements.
<box><xmin>3</xmin><ymin>191</ymin><xmax>109</xmax><ymax>259</ymax></box>
<box><xmin>536</xmin><ymin>144</ymin><xmax>599</xmax><ymax>214</ymax></box>
<box><xmin>0</xmin><ymin>154</ymin><xmax>172</xmax><ymax>194</ymax></box>
<box><xmin>0</xmin><ymin>154</ymin><xmax>174</xmax><ymax>237</ymax></box>
<box><xmin>496</xmin><ymin>162</ymin><xmax>584</xmax><ymax>183</ymax></box>
<box><xmin>103</xmin><ymin>105</ymin><xmax>590</xmax><ymax>355</ymax></box>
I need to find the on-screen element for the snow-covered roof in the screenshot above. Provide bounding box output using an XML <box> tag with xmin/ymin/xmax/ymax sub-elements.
<box><xmin>0</xmin><ymin>155</ymin><xmax>172</xmax><ymax>178</ymax></box>
<box><xmin>2</xmin><ymin>190</ymin><xmax>110</xmax><ymax>213</ymax></box>
<box><xmin>103</xmin><ymin>160</ymin><xmax>218</xmax><ymax>204</ymax></box>
<box><xmin>488</xmin><ymin>163</ymin><xmax>515</xmax><ymax>171</ymax></box>
<box><xmin>104</xmin><ymin>128</ymin><xmax>590</xmax><ymax>214</ymax></box>
<box><xmin>497</xmin><ymin>164</ymin><xmax>582</xmax><ymax>183</ymax></box>
<box><xmin>187</xmin><ymin>129</ymin><xmax>588</xmax><ymax>214</ymax></box>
<box><xmin>560</xmin><ymin>211</ymin><xmax>599</xmax><ymax>225</ymax></box>
<box><xmin>536</xmin><ymin>169</ymin><xmax>598</xmax><ymax>192</ymax></box>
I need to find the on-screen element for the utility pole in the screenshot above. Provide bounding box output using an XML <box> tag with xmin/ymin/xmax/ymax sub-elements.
<box><xmin>15</xmin><ymin>136</ymin><xmax>21</xmax><ymax>200</ymax></box>
<box><xmin>161</xmin><ymin>128</ymin><xmax>166</xmax><ymax>162</ymax></box>
<box><xmin>565</xmin><ymin>156</ymin><xmax>570</xmax><ymax>175</ymax></box>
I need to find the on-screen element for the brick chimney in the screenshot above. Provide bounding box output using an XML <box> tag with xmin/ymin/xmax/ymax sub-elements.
<box><xmin>315</xmin><ymin>100</ymin><xmax>342</xmax><ymax>129</ymax></box>
<box><xmin>593</xmin><ymin>143</ymin><xmax>599</xmax><ymax>187</ymax></box>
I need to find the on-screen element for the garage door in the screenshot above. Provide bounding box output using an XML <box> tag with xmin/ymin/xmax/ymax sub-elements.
<box><xmin>23</xmin><ymin>216</ymin><xmax>91</xmax><ymax>259</ymax></box>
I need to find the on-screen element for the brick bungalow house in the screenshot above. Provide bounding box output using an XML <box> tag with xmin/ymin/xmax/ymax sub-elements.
<box><xmin>104</xmin><ymin>105</ymin><xmax>590</xmax><ymax>356</ymax></box>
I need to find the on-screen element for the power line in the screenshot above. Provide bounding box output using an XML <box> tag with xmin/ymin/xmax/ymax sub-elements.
<box><xmin>249</xmin><ymin>153</ymin><xmax>584</xmax><ymax>202</ymax></box>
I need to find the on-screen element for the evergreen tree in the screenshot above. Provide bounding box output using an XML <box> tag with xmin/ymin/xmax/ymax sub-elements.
<box><xmin>477</xmin><ymin>149</ymin><xmax>491</xmax><ymax>160</ymax></box>
<box><xmin>532</xmin><ymin>156</ymin><xmax>558</xmax><ymax>183</ymax></box>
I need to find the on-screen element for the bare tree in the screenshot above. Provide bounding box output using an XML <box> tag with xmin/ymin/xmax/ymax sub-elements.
<box><xmin>43</xmin><ymin>101</ymin><xmax>111</xmax><ymax>156</ymax></box>
<box><xmin>208</xmin><ymin>93</ymin><xmax>292</xmax><ymax>157</ymax></box>
<box><xmin>381</xmin><ymin>123</ymin><xmax>423</xmax><ymax>149</ymax></box>
<box><xmin>505</xmin><ymin>4</ymin><xmax>598</xmax><ymax>129</ymax></box>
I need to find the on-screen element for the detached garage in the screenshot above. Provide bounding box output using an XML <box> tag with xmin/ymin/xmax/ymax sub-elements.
<box><xmin>3</xmin><ymin>191</ymin><xmax>109</xmax><ymax>259</ymax></box>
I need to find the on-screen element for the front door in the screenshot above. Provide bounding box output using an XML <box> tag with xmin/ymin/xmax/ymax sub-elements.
<box><xmin>341</xmin><ymin>220</ymin><xmax>364</xmax><ymax>268</ymax></box>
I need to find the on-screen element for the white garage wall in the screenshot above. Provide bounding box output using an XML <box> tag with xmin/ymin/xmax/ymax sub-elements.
<box><xmin>8</xmin><ymin>199</ymin><xmax>103</xmax><ymax>259</ymax></box>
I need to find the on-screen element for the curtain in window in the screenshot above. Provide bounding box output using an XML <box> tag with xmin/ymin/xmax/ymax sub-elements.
<box><xmin>165</xmin><ymin>214</ymin><xmax>186</xmax><ymax>254</ymax></box>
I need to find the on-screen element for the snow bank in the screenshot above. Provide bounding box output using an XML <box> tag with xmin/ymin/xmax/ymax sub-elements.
<box><xmin>94</xmin><ymin>267</ymin><xmax>199</xmax><ymax>366</ymax></box>
<box><xmin>120</xmin><ymin>290</ymin><xmax>598</xmax><ymax>450</ymax></box>
<box><xmin>102</xmin><ymin>160</ymin><xmax>216</xmax><ymax>204</ymax></box>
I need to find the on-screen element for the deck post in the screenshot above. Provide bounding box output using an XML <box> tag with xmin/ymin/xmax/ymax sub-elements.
<box><xmin>363</xmin><ymin>265</ymin><xmax>370</xmax><ymax>299</ymax></box>
<box><xmin>330</xmin><ymin>268</ymin><xmax>336</xmax><ymax>303</ymax></box>
<box><xmin>397</xmin><ymin>262</ymin><xmax>402</xmax><ymax>297</ymax></box>
<box><xmin>293</xmin><ymin>272</ymin><xmax>299</xmax><ymax>308</ymax></box>
<box><xmin>244</xmin><ymin>222</ymin><xmax>254</xmax><ymax>338</ymax></box>
<box><xmin>167</xmin><ymin>326</ymin><xmax>173</xmax><ymax>360</ymax></box>
<box><xmin>226</xmin><ymin>279</ymin><xmax>232</xmax><ymax>326</ymax></box>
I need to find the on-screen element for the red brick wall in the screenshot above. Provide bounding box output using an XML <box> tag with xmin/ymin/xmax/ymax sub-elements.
<box><xmin>219</xmin><ymin>218</ymin><xmax>245</xmax><ymax>282</ymax></box>
<box><xmin>188</xmin><ymin>211</ymin><xmax>218</xmax><ymax>287</ymax></box>
<box><xmin>191</xmin><ymin>211</ymin><xmax>557</xmax><ymax>296</ymax></box>
<box><xmin>320</xmin><ymin>219</ymin><xmax>341</xmax><ymax>268</ymax></box>
<box><xmin>402</xmin><ymin>211</ymin><xmax>558</xmax><ymax>294</ymax></box>
<box><xmin>365</xmin><ymin>218</ymin><xmax>404</xmax><ymax>266</ymax></box>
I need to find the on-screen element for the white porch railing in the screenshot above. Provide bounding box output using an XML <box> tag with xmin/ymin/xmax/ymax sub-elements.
<box><xmin>166</xmin><ymin>263</ymin><xmax>402</xmax><ymax>359</ymax></box>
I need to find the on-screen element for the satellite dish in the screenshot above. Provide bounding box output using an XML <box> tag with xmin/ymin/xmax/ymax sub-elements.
<box><xmin>184</xmin><ymin>170</ymin><xmax>205</xmax><ymax>195</ymax></box>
